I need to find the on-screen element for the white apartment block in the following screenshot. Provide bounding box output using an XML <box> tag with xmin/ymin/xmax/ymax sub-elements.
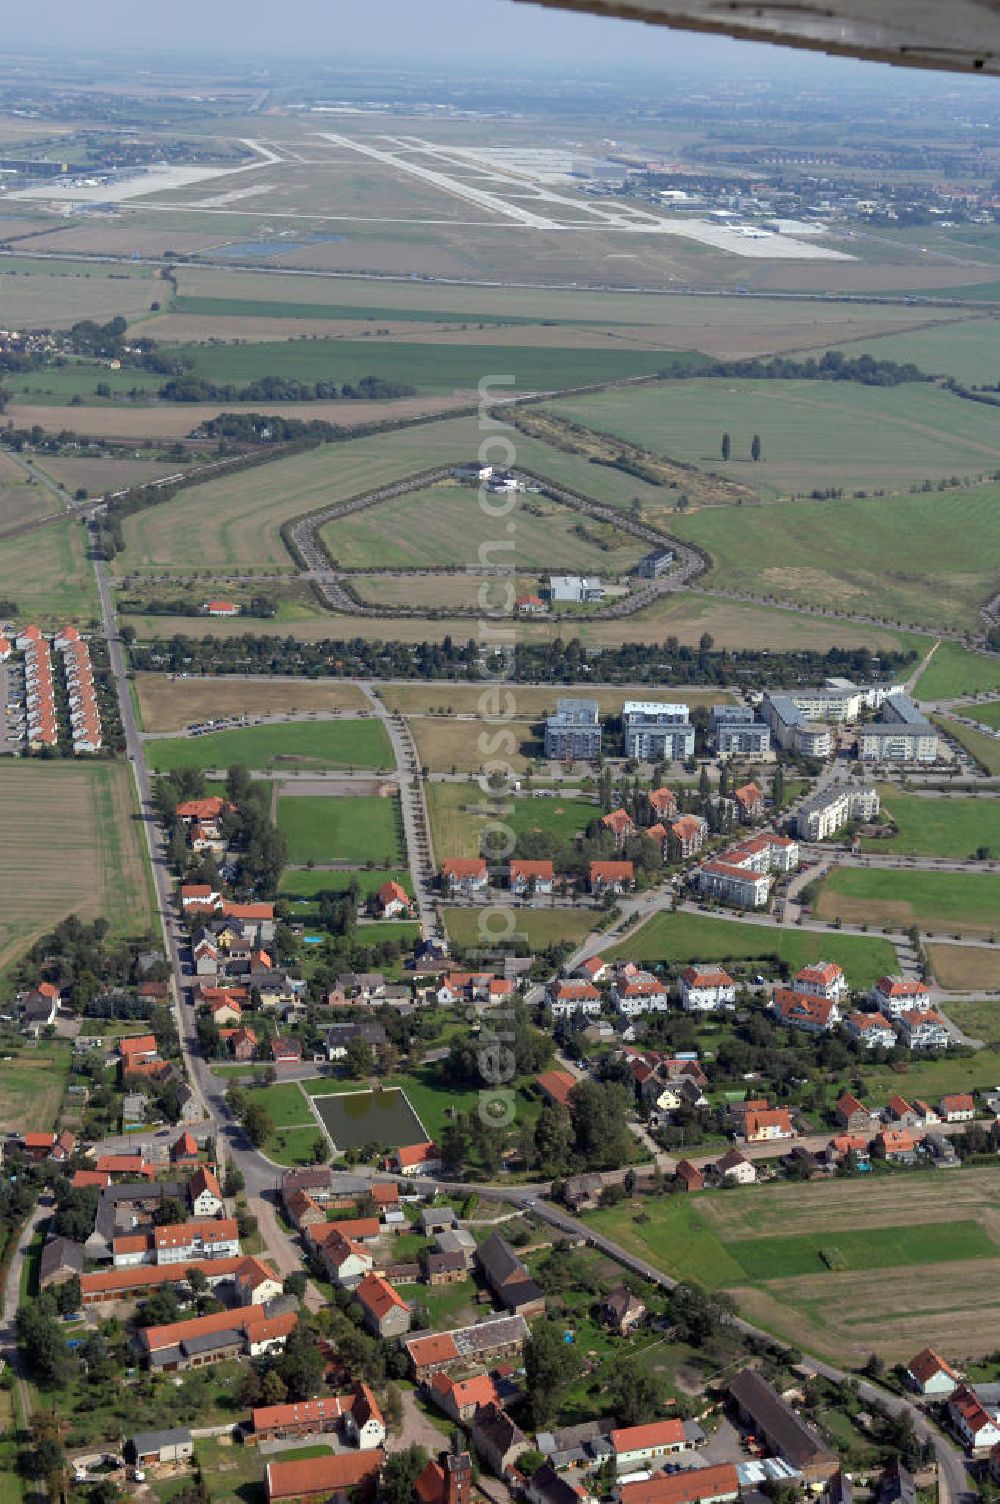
<box><xmin>623</xmin><ymin>701</ymin><xmax>695</xmax><ymax>761</ymax></box>
<box><xmin>796</xmin><ymin>782</ymin><xmax>881</xmax><ymax>841</ymax></box>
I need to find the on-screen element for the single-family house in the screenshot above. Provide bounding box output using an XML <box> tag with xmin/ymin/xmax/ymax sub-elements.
<box><xmin>391</xmin><ymin>1141</ymin><xmax>441</xmax><ymax>1176</ymax></box>
<box><xmin>472</xmin><ymin>1403</ymin><xmax>530</xmax><ymax>1478</ymax></box>
<box><xmin>835</xmin><ymin>1093</ymin><xmax>873</xmax><ymax>1132</ymax></box>
<box><xmin>441</xmin><ymin>858</ymin><xmax>489</xmax><ymax>896</ymax></box>
<box><xmin>905</xmin><ymin>1347</ymin><xmax>961</xmax><ymax>1397</ymax></box>
<box><xmin>940</xmin><ymin>1093</ymin><xmax>975</xmax><ymax>1122</ymax></box>
<box><xmin>714</xmin><ymin>1148</ymin><xmax>756</xmax><ymax>1185</ymax></box>
<box><xmin>675</xmin><ymin>1160</ymin><xmax>704</xmax><ymax>1193</ymax></box>
<box><xmin>428</xmin><ymin>1370</ymin><xmax>497</xmax><ymax>1424</ymax></box>
<box><xmin>589</xmin><ymin>860</ymin><xmax>634</xmax><ymax>895</ymax></box>
<box><xmin>355</xmin><ymin>1273</ymin><xmax>411</xmax><ymax>1338</ymax></box>
<box><xmin>744</xmin><ymin>1107</ymin><xmax>794</xmax><ymax>1142</ymax></box>
<box><xmin>188</xmin><ymin>1165</ymin><xmax>223</xmax><ymax>1219</ymax></box>
<box><xmin>602</xmin><ymin>1287</ymin><xmax>647</xmax><ymax>1335</ymax></box>
<box><xmin>509</xmin><ymin>859</ymin><xmax>555</xmax><ymax>896</ymax></box>
<box><xmin>374</xmin><ymin>880</ymin><xmax>412</xmax><ymax>918</ymax></box>
<box><xmin>949</xmin><ymin>1386</ymin><xmax>1000</xmax><ymax>1452</ymax></box>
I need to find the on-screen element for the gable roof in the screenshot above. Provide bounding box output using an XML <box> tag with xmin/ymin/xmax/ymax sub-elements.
<box><xmin>356</xmin><ymin>1273</ymin><xmax>408</xmax><ymax>1319</ymax></box>
<box><xmin>907</xmin><ymin>1347</ymin><xmax>960</xmax><ymax>1385</ymax></box>
<box><xmin>611</xmin><ymin>1418</ymin><xmax>687</xmax><ymax>1454</ymax></box>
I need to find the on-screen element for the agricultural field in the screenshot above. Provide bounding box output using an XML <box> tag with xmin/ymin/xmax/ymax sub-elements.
<box><xmin>670</xmin><ymin>483</ymin><xmax>1000</xmax><ymax>632</ymax></box>
<box><xmin>0</xmin><ymin>516</ymin><xmax>99</xmax><ymax>625</ymax></box>
<box><xmin>133</xmin><ymin>673</ymin><xmax>367</xmax><ymax>732</ymax></box>
<box><xmin>609</xmin><ymin>910</ymin><xmax>898</xmax><ymax>989</ymax></box>
<box><xmin>0</xmin><ymin>1041</ymin><xmax>72</xmax><ymax>1135</ymax></box>
<box><xmin>276</xmin><ymin>793</ymin><xmax>403</xmax><ymax>867</ymax></box>
<box><xmin>923</xmin><ymin>944</ymin><xmax>1000</xmax><ymax>993</ymax></box>
<box><xmin>143</xmin><ymin>719</ymin><xmax>393</xmax><ymax>773</ymax></box>
<box><xmin>36</xmin><ymin>455</ymin><xmax>186</xmax><ymax>496</ymax></box>
<box><xmin>0</xmin><ymin>763</ymin><xmax>153</xmax><ymax>976</ymax></box>
<box><xmin>815</xmin><ymin>865</ymin><xmax>1000</xmax><ymax>937</ymax></box>
<box><xmin>860</xmin><ymin>785</ymin><xmax>1000</xmax><ymax>858</ymax></box>
<box><xmin>427</xmin><ymin>781</ymin><xmax>599</xmax><ymax>860</ymax></box>
<box><xmin>585</xmin><ymin>1167</ymin><xmax>1000</xmax><ymax>1363</ymax></box>
<box><xmin>821</xmin><ymin>315</ymin><xmax>1000</xmax><ymax>385</ymax></box>
<box><xmin>548</xmin><ymin>379</ymin><xmax>1000</xmax><ymax>501</ymax></box>
<box><xmin>0</xmin><ymin>452</ymin><xmax>59</xmax><ymax>536</ymax></box>
<box><xmin>321</xmin><ymin>482</ymin><xmax>643</xmax><ymax>573</ymax></box>
<box><xmin>933</xmin><ymin>716</ymin><xmax>1000</xmax><ymax>776</ymax></box>
<box><xmin>913</xmin><ymin>642</ymin><xmax>1000</xmax><ymax>702</ymax></box>
<box><xmin>442</xmin><ymin>907</ymin><xmax>597</xmax><ymax>952</ymax></box>
<box><xmin>0</xmin><ymin>256</ymin><xmax>158</xmax><ymax>328</ymax></box>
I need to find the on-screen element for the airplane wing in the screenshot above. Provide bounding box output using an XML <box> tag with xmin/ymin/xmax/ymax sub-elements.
<box><xmin>515</xmin><ymin>0</ymin><xmax>1000</xmax><ymax>76</ymax></box>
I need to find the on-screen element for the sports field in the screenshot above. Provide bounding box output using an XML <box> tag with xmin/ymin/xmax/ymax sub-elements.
<box><xmin>669</xmin><ymin>483</ymin><xmax>1000</xmax><ymax>631</ymax></box>
<box><xmin>0</xmin><ymin>515</ymin><xmax>99</xmax><ymax>624</ymax></box>
<box><xmin>144</xmin><ymin>720</ymin><xmax>393</xmax><ymax>772</ymax></box>
<box><xmin>609</xmin><ymin>910</ymin><xmax>897</xmax><ymax>989</ymax></box>
<box><xmin>912</xmin><ymin>643</ymin><xmax>1000</xmax><ymax>702</ymax></box>
<box><xmin>0</xmin><ymin>763</ymin><xmax>153</xmax><ymax>975</ymax></box>
<box><xmin>133</xmin><ymin>674</ymin><xmax>367</xmax><ymax>732</ymax></box>
<box><xmin>442</xmin><ymin>906</ymin><xmax>596</xmax><ymax>952</ymax></box>
<box><xmin>321</xmin><ymin>483</ymin><xmax>643</xmax><ymax>573</ymax></box>
<box><xmin>548</xmin><ymin>379</ymin><xmax>1000</xmax><ymax>500</ymax></box>
<box><xmin>427</xmin><ymin>781</ymin><xmax>599</xmax><ymax>860</ymax></box>
<box><xmin>586</xmin><ymin>1168</ymin><xmax>1000</xmax><ymax>1361</ymax></box>
<box><xmin>276</xmin><ymin>793</ymin><xmax>403</xmax><ymax>867</ymax></box>
<box><xmin>816</xmin><ymin>865</ymin><xmax>1000</xmax><ymax>937</ymax></box>
<box><xmin>861</xmin><ymin>786</ymin><xmax>1000</xmax><ymax>859</ymax></box>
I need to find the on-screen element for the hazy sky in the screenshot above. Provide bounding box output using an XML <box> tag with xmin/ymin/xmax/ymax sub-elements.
<box><xmin>0</xmin><ymin>0</ymin><xmax>892</xmax><ymax>76</ymax></box>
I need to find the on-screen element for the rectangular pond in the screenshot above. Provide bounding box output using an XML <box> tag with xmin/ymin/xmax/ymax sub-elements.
<box><xmin>313</xmin><ymin>1087</ymin><xmax>427</xmax><ymax>1152</ymax></box>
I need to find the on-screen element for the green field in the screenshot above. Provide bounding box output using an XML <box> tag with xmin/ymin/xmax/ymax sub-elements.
<box><xmin>913</xmin><ymin>643</ymin><xmax>1000</xmax><ymax>701</ymax></box>
<box><xmin>861</xmin><ymin>786</ymin><xmax>1000</xmax><ymax>858</ymax></box>
<box><xmin>280</xmin><ymin>867</ymin><xmax>413</xmax><ymax>901</ymax></box>
<box><xmin>321</xmin><ymin>483</ymin><xmax>643</xmax><ymax>573</ymax></box>
<box><xmin>823</xmin><ymin>317</ymin><xmax>1000</xmax><ymax>385</ymax></box>
<box><xmin>144</xmin><ymin>720</ymin><xmax>393</xmax><ymax>772</ymax></box>
<box><xmin>817</xmin><ymin>865</ymin><xmax>1000</xmax><ymax>936</ymax></box>
<box><xmin>609</xmin><ymin>910</ymin><xmax>897</xmax><ymax>989</ymax></box>
<box><xmin>0</xmin><ymin>1043</ymin><xmax>72</xmax><ymax>1135</ymax></box>
<box><xmin>727</xmin><ymin>1220</ymin><xmax>995</xmax><ymax>1279</ymax></box>
<box><xmin>442</xmin><ymin>907</ymin><xmax>597</xmax><ymax>953</ymax></box>
<box><xmin>427</xmin><ymin>782</ymin><xmax>599</xmax><ymax>860</ymax></box>
<box><xmin>172</xmin><ymin>337</ymin><xmax>702</xmax><ymax>395</ymax></box>
<box><xmin>668</xmin><ymin>483</ymin><xmax>1000</xmax><ymax>632</ymax></box>
<box><xmin>0</xmin><ymin>516</ymin><xmax>99</xmax><ymax>624</ymax></box>
<box><xmin>584</xmin><ymin>1168</ymin><xmax>1000</xmax><ymax>1363</ymax></box>
<box><xmin>969</xmin><ymin>702</ymin><xmax>1000</xmax><ymax>732</ymax></box>
<box><xmin>549</xmin><ymin>379</ymin><xmax>1000</xmax><ymax>502</ymax></box>
<box><xmin>277</xmin><ymin>794</ymin><xmax>403</xmax><ymax>866</ymax></box>
<box><xmin>934</xmin><ymin>716</ymin><xmax>1000</xmax><ymax>775</ymax></box>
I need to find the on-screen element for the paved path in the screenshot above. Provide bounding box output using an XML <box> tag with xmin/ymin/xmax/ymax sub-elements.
<box><xmin>248</xmin><ymin>1196</ymin><xmax>325</xmax><ymax>1313</ymax></box>
<box><xmin>360</xmin><ymin>681</ymin><xmax>436</xmax><ymax>938</ymax></box>
<box><xmin>1</xmin><ymin>1195</ymin><xmax>52</xmax><ymax>1422</ymax></box>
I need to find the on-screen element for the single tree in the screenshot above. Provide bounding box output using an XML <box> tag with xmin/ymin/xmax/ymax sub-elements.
<box><xmin>721</xmin><ymin>432</ymin><xmax>731</xmax><ymax>461</ymax></box>
<box><xmin>751</xmin><ymin>433</ymin><xmax>762</xmax><ymax>462</ymax></box>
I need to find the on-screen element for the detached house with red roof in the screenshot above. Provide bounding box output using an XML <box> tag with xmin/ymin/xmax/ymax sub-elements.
<box><xmin>772</xmin><ymin>988</ymin><xmax>842</xmax><ymax>1034</ymax></box>
<box><xmin>678</xmin><ymin>966</ymin><xmax>736</xmax><ymax>1012</ymax></box>
<box><xmin>355</xmin><ymin>1273</ymin><xmax>411</xmax><ymax>1338</ymax></box>
<box><xmin>870</xmin><ymin>975</ymin><xmax>932</xmax><ymax>1016</ymax></box>
<box><xmin>794</xmin><ymin>962</ymin><xmax>848</xmax><ymax>1003</ymax></box>
<box><xmin>509</xmin><ymin>859</ymin><xmax>554</xmax><ymax>896</ymax></box>
<box><xmin>373</xmin><ymin>880</ymin><xmax>412</xmax><ymax>918</ymax></box>
<box><xmin>905</xmin><ymin>1347</ymin><xmax>961</xmax><ymax>1397</ymax></box>
<box><xmin>940</xmin><ymin>1093</ymin><xmax>975</xmax><ymax>1122</ymax></box>
<box><xmin>744</xmin><ymin>1108</ymin><xmax>795</xmax><ymax>1142</ymax></box>
<box><xmin>391</xmin><ymin>1141</ymin><xmax>441</xmax><ymax>1176</ymax></box>
<box><xmin>536</xmin><ymin>1071</ymin><xmax>577</xmax><ymax>1111</ymax></box>
<box><xmin>589</xmin><ymin>860</ymin><xmax>634</xmax><ymax>895</ymax></box>
<box><xmin>949</xmin><ymin>1386</ymin><xmax>1000</xmax><ymax>1452</ymax></box>
<box><xmin>441</xmin><ymin>858</ymin><xmax>488</xmax><ymax>896</ymax></box>
<box><xmin>835</xmin><ymin>1093</ymin><xmax>873</xmax><ymax>1132</ymax></box>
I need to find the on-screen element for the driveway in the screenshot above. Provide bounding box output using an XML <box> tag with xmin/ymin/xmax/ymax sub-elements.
<box><xmin>248</xmin><ymin>1195</ymin><xmax>325</xmax><ymax>1314</ymax></box>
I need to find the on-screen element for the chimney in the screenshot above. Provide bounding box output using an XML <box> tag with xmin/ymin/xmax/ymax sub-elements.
<box><xmin>443</xmin><ymin>1451</ymin><xmax>472</xmax><ymax>1504</ymax></box>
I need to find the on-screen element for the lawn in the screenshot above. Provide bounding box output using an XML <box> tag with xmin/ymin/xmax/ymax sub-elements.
<box><xmin>609</xmin><ymin>911</ymin><xmax>897</xmax><ymax>990</ymax></box>
<box><xmin>133</xmin><ymin>673</ymin><xmax>367</xmax><ymax>732</ymax></box>
<box><xmin>442</xmin><ymin>907</ymin><xmax>597</xmax><ymax>954</ymax></box>
<box><xmin>144</xmin><ymin>719</ymin><xmax>393</xmax><ymax>772</ymax></box>
<box><xmin>933</xmin><ymin>716</ymin><xmax>1000</xmax><ymax>775</ymax></box>
<box><xmin>970</xmin><ymin>701</ymin><xmax>1000</xmax><ymax>732</ymax></box>
<box><xmin>860</xmin><ymin>785</ymin><xmax>1000</xmax><ymax>859</ymax></box>
<box><xmin>280</xmin><ymin>867</ymin><xmax>413</xmax><ymax>901</ymax></box>
<box><xmin>321</xmin><ymin>482</ymin><xmax>643</xmax><ymax>573</ymax></box>
<box><xmin>816</xmin><ymin>865</ymin><xmax>1000</xmax><ymax>938</ymax></box>
<box><xmin>913</xmin><ymin>642</ymin><xmax>1000</xmax><ymax>701</ymax></box>
<box><xmin>277</xmin><ymin>794</ymin><xmax>403</xmax><ymax>866</ymax></box>
<box><xmin>670</xmin><ymin>482</ymin><xmax>1000</xmax><ymax>633</ymax></box>
<box><xmin>549</xmin><ymin>379</ymin><xmax>1000</xmax><ymax>503</ymax></box>
<box><xmin>0</xmin><ymin>1041</ymin><xmax>72</xmax><ymax>1136</ymax></box>
<box><xmin>936</xmin><ymin>997</ymin><xmax>1000</xmax><ymax>1043</ymax></box>
<box><xmin>586</xmin><ymin>1167</ymin><xmax>1000</xmax><ymax>1364</ymax></box>
<box><xmin>427</xmin><ymin>781</ymin><xmax>599</xmax><ymax>860</ymax></box>
<box><xmin>0</xmin><ymin>762</ymin><xmax>153</xmax><ymax>979</ymax></box>
<box><xmin>395</xmin><ymin>1276</ymin><xmax>481</xmax><ymax>1328</ymax></box>
<box><xmin>410</xmin><ymin>717</ymin><xmax>540</xmax><ymax>775</ymax></box>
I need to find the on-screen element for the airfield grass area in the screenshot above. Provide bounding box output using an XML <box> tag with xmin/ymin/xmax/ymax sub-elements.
<box><xmin>442</xmin><ymin>907</ymin><xmax>596</xmax><ymax>953</ymax></box>
<box><xmin>609</xmin><ymin>910</ymin><xmax>897</xmax><ymax>989</ymax></box>
<box><xmin>0</xmin><ymin>763</ymin><xmax>153</xmax><ymax>977</ymax></box>
<box><xmin>321</xmin><ymin>482</ymin><xmax>643</xmax><ymax>573</ymax></box>
<box><xmin>276</xmin><ymin>793</ymin><xmax>403</xmax><ymax>867</ymax></box>
<box><xmin>585</xmin><ymin>1167</ymin><xmax>1000</xmax><ymax>1363</ymax></box>
<box><xmin>860</xmin><ymin>785</ymin><xmax>1000</xmax><ymax>858</ymax></box>
<box><xmin>913</xmin><ymin>643</ymin><xmax>1000</xmax><ymax>701</ymax></box>
<box><xmin>133</xmin><ymin>673</ymin><xmax>367</xmax><ymax>732</ymax></box>
<box><xmin>427</xmin><ymin>781</ymin><xmax>599</xmax><ymax>860</ymax></box>
<box><xmin>816</xmin><ymin>865</ymin><xmax>1000</xmax><ymax>937</ymax></box>
<box><xmin>549</xmin><ymin>379</ymin><xmax>1000</xmax><ymax>502</ymax></box>
<box><xmin>934</xmin><ymin>716</ymin><xmax>1000</xmax><ymax>776</ymax></box>
<box><xmin>144</xmin><ymin>719</ymin><xmax>393</xmax><ymax>772</ymax></box>
<box><xmin>0</xmin><ymin>516</ymin><xmax>99</xmax><ymax>625</ymax></box>
<box><xmin>669</xmin><ymin>483</ymin><xmax>1000</xmax><ymax>632</ymax></box>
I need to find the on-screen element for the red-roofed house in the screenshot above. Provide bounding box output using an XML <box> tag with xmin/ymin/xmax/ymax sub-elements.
<box><xmin>940</xmin><ymin>1093</ymin><xmax>975</xmax><ymax>1122</ymax></box>
<box><xmin>391</xmin><ymin>1141</ymin><xmax>441</xmax><ymax>1176</ymax></box>
<box><xmin>675</xmin><ymin>1160</ymin><xmax>704</xmax><ymax>1194</ymax></box>
<box><xmin>772</xmin><ymin>987</ymin><xmax>842</xmax><ymax>1034</ymax></box>
<box><xmin>845</xmin><ymin>1011</ymin><xmax>897</xmax><ymax>1050</ymax></box>
<box><xmin>355</xmin><ymin>1273</ymin><xmax>411</xmax><ymax>1338</ymax></box>
<box><xmin>170</xmin><ymin>1130</ymin><xmax>200</xmax><ymax>1165</ymax></box>
<box><xmin>550</xmin><ymin>980</ymin><xmax>602</xmax><ymax>1019</ymax></box>
<box><xmin>876</xmin><ymin>1129</ymin><xmax>918</xmax><ymax>1161</ymax></box>
<box><xmin>204</xmin><ymin>600</ymin><xmax>239</xmax><ymax>617</ymax></box>
<box><xmin>794</xmin><ymin>962</ymin><xmax>848</xmax><ymax>1002</ymax></box>
<box><xmin>744</xmin><ymin>1108</ymin><xmax>794</xmax><ymax>1142</ymax></box>
<box><xmin>949</xmin><ymin>1386</ymin><xmax>1000</xmax><ymax>1452</ymax></box>
<box><xmin>870</xmin><ymin>975</ymin><xmax>932</xmax><ymax>1016</ymax></box>
<box><xmin>589</xmin><ymin>860</ymin><xmax>633</xmax><ymax>895</ymax></box>
<box><xmin>611</xmin><ymin>1418</ymin><xmax>689</xmax><ymax>1468</ymax></box>
<box><xmin>428</xmin><ymin>1370</ymin><xmax>498</xmax><ymax>1423</ymax></box>
<box><xmin>536</xmin><ymin>1071</ymin><xmax>576</xmax><ymax>1111</ymax></box>
<box><xmin>374</xmin><ymin>880</ymin><xmax>412</xmax><ymax>918</ymax></box>
<box><xmin>669</xmin><ymin>814</ymin><xmax>707</xmax><ymax>859</ymax></box>
<box><xmin>119</xmin><ymin>1034</ymin><xmax>158</xmax><ymax>1066</ymax></box>
<box><xmin>265</xmin><ymin>1448</ymin><xmax>383</xmax><ymax>1504</ymax></box>
<box><xmin>648</xmin><ymin>786</ymin><xmax>679</xmax><ymax>823</ymax></box>
<box><xmin>575</xmin><ymin>954</ymin><xmax>607</xmax><ymax>984</ymax></box>
<box><xmin>835</xmin><ymin>1093</ymin><xmax>873</xmax><ymax>1132</ymax></box>
<box><xmin>905</xmin><ymin>1347</ymin><xmax>961</xmax><ymax>1397</ymax></box>
<box><xmin>602</xmin><ymin>808</ymin><xmax>635</xmax><ymax>849</ymax></box>
<box><xmin>734</xmin><ymin>783</ymin><xmax>764</xmax><ymax>823</ymax></box>
<box><xmin>509</xmin><ymin>859</ymin><xmax>554</xmax><ymax>896</ymax></box>
<box><xmin>441</xmin><ymin>858</ymin><xmax>488</xmax><ymax>895</ymax></box>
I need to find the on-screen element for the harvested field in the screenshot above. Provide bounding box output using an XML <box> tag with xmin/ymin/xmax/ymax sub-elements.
<box><xmin>815</xmin><ymin>865</ymin><xmax>1000</xmax><ymax>937</ymax></box>
<box><xmin>0</xmin><ymin>515</ymin><xmax>99</xmax><ymax>625</ymax></box>
<box><xmin>0</xmin><ymin>258</ymin><xmax>157</xmax><ymax>327</ymax></box>
<box><xmin>0</xmin><ymin>482</ymin><xmax>57</xmax><ymax>537</ymax></box>
<box><xmin>0</xmin><ymin>762</ymin><xmax>152</xmax><ymax>976</ymax></box>
<box><xmin>586</xmin><ymin>1167</ymin><xmax>1000</xmax><ymax>1363</ymax></box>
<box><xmin>926</xmin><ymin>943</ymin><xmax>1000</xmax><ymax>992</ymax></box>
<box><xmin>37</xmin><ymin>456</ymin><xmax>186</xmax><ymax>497</ymax></box>
<box><xmin>134</xmin><ymin>673</ymin><xmax>367</xmax><ymax>732</ymax></box>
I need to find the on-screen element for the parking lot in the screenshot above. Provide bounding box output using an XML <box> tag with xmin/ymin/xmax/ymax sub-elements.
<box><xmin>0</xmin><ymin>656</ymin><xmax>26</xmax><ymax>754</ymax></box>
